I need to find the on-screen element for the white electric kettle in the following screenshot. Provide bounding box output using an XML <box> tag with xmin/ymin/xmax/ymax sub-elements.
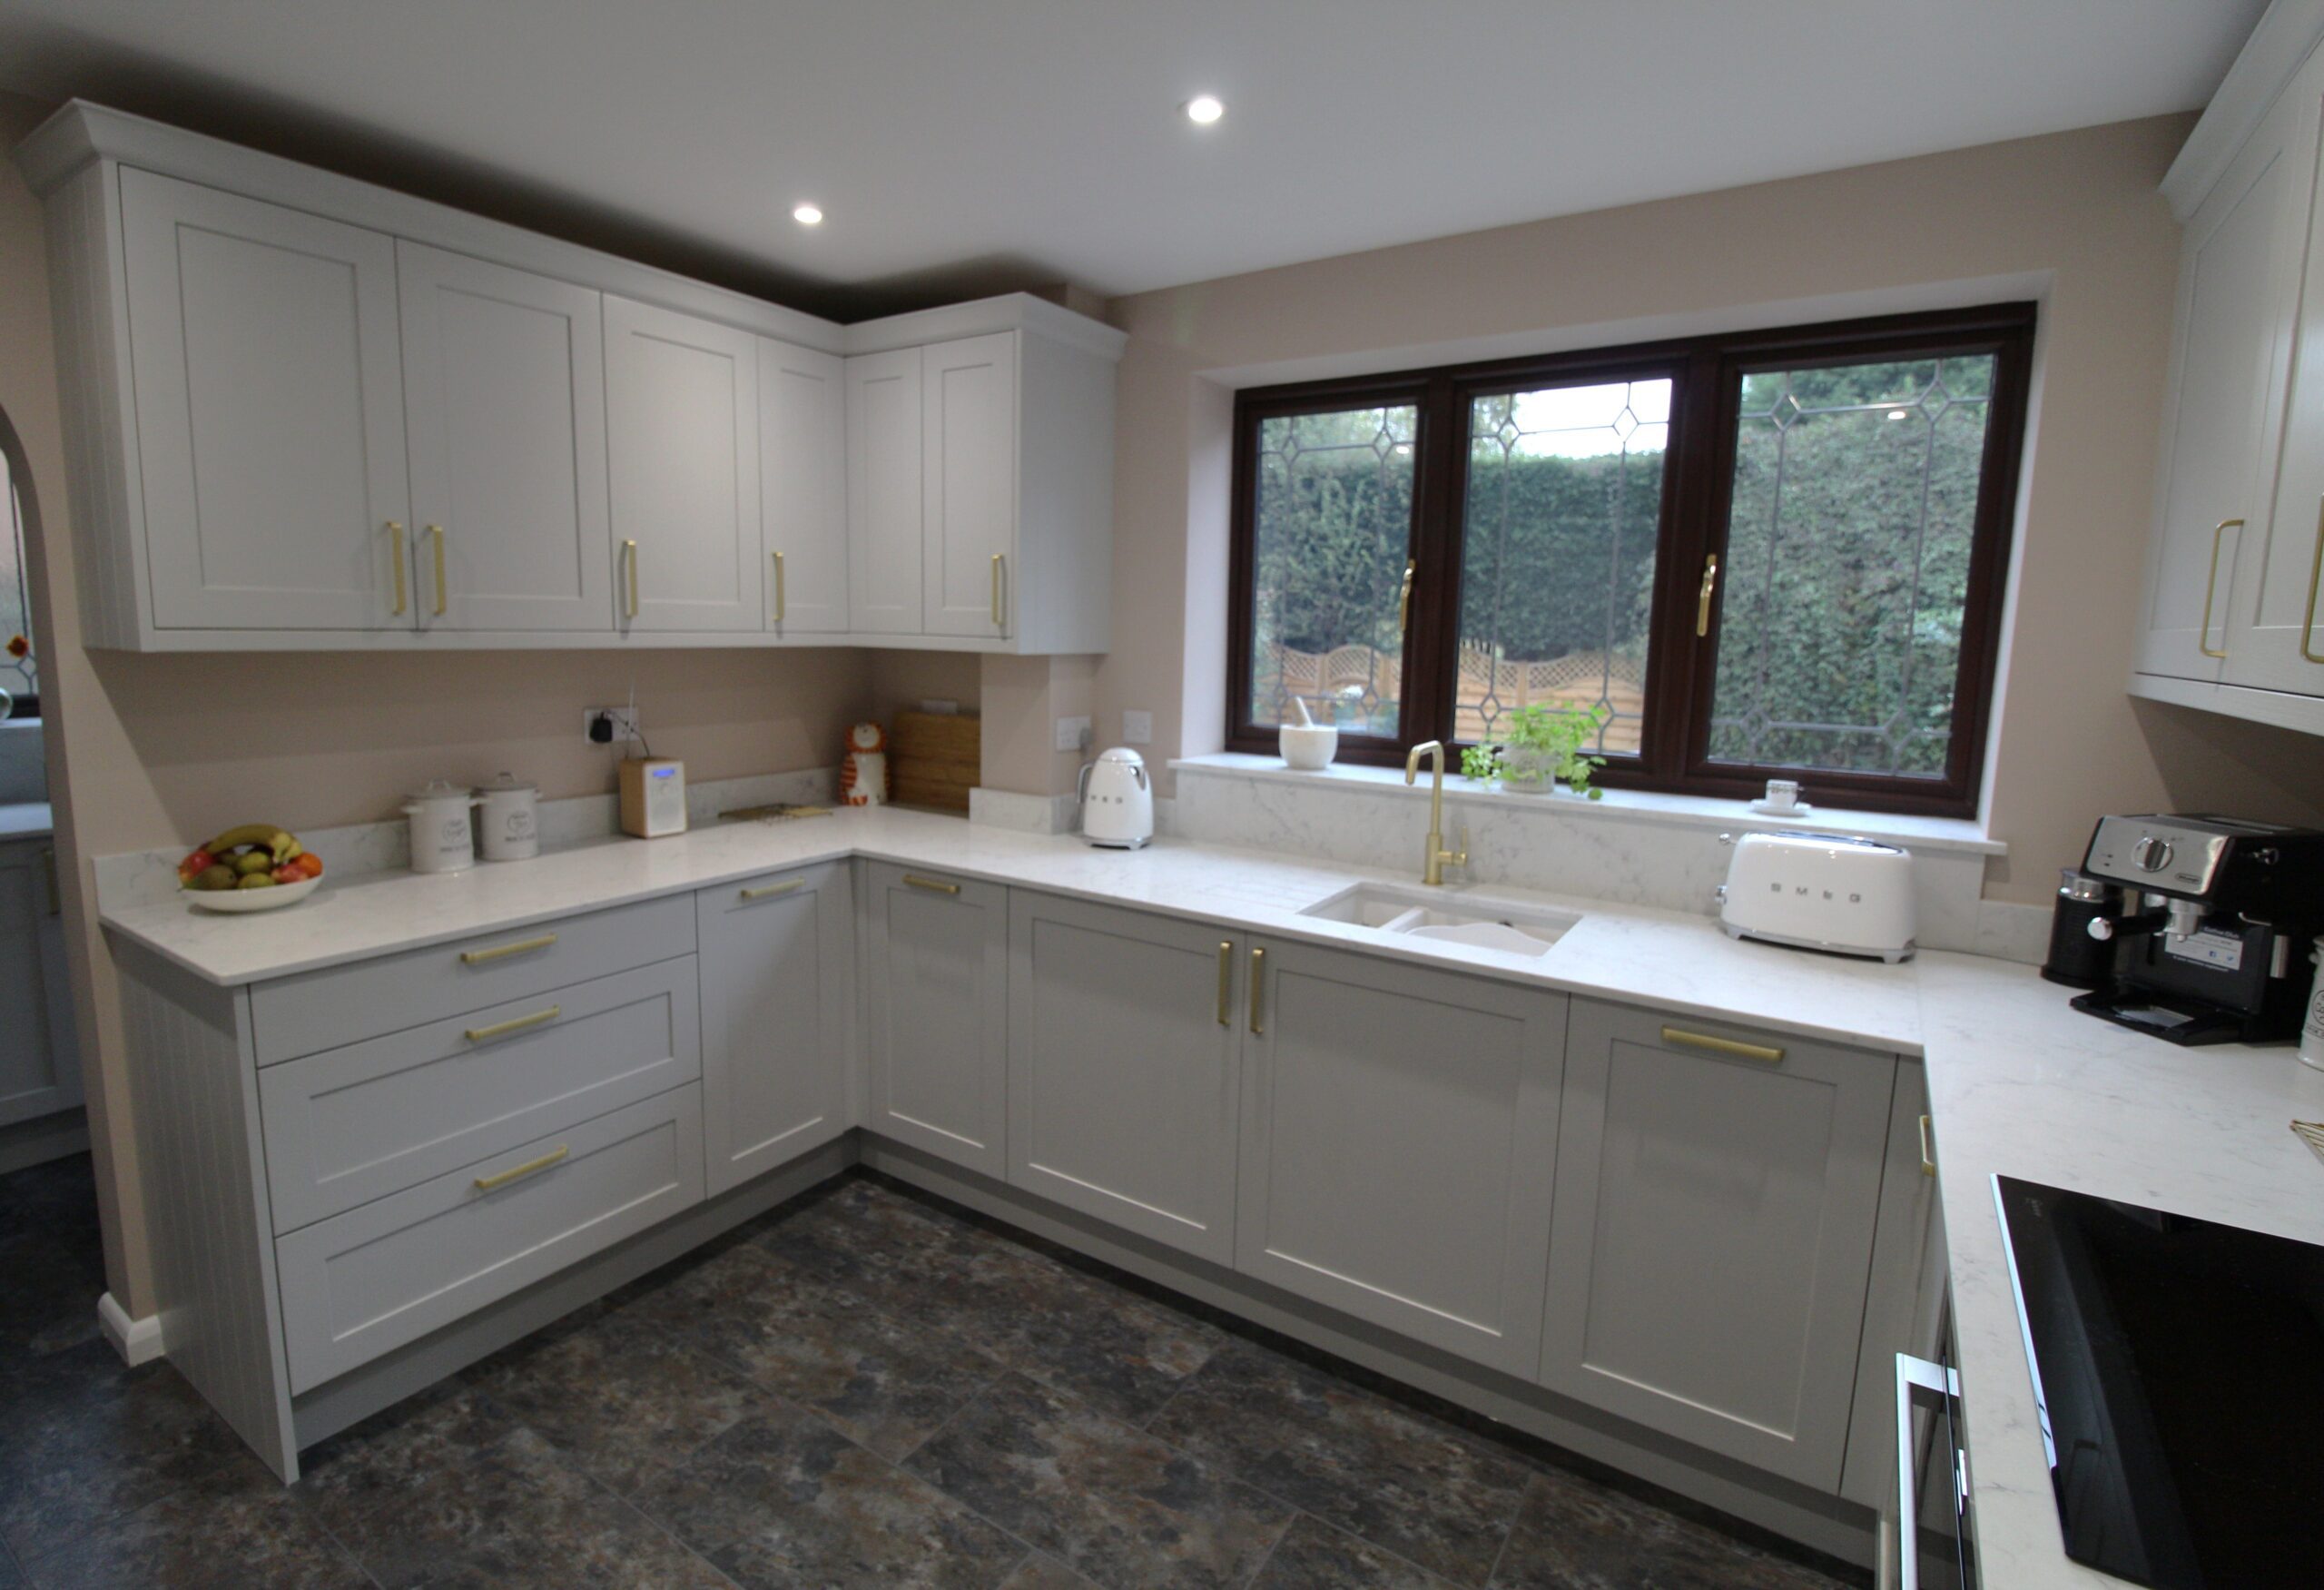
<box><xmin>1078</xmin><ymin>747</ymin><xmax>1154</xmax><ymax>850</ymax></box>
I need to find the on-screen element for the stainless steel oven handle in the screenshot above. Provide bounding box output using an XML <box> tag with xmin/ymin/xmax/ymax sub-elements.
<box><xmin>1895</xmin><ymin>1351</ymin><xmax>1961</xmax><ymax>1590</ymax></box>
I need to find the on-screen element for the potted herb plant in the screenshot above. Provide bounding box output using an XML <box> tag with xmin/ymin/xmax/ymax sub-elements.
<box><xmin>1459</xmin><ymin>703</ymin><xmax>1610</xmax><ymax>798</ymax></box>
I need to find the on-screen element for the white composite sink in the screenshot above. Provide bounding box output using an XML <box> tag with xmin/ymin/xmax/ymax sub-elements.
<box><xmin>1299</xmin><ymin>882</ymin><xmax>1581</xmax><ymax>958</ymax></box>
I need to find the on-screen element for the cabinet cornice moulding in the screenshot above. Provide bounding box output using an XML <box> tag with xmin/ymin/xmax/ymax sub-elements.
<box><xmin>2163</xmin><ymin>0</ymin><xmax>2324</xmax><ymax>221</ymax></box>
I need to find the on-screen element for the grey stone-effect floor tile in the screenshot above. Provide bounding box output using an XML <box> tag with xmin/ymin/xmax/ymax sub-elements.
<box><xmin>25</xmin><ymin>1458</ymin><xmax>369</xmax><ymax>1590</ymax></box>
<box><xmin>763</xmin><ymin>1180</ymin><xmax>1220</xmax><ymax>1423</ymax></box>
<box><xmin>633</xmin><ymin>1400</ymin><xmax>1024</xmax><ymax>1589</ymax></box>
<box><xmin>0</xmin><ymin>1340</ymin><xmax>253</xmax><ymax>1565</ymax></box>
<box><xmin>469</xmin><ymin>1307</ymin><xmax>773</xmax><ymax>1494</ymax></box>
<box><xmin>1147</xmin><ymin>1340</ymin><xmax>1531</xmax><ymax>1584</ymax></box>
<box><xmin>622</xmin><ymin>1239</ymin><xmax>1002</xmax><ymax>1460</ymax></box>
<box><xmin>999</xmin><ymin>1553</ymin><xmax>1102</xmax><ymax>1588</ymax></box>
<box><xmin>1249</xmin><ymin>1514</ymin><xmax>1459</xmax><ymax>1588</ymax></box>
<box><xmin>1490</xmin><ymin>1467</ymin><xmax>1853</xmax><ymax>1589</ymax></box>
<box><xmin>907</xmin><ymin>1371</ymin><xmax>1293</xmax><ymax>1590</ymax></box>
<box><xmin>295</xmin><ymin>1387</ymin><xmax>730</xmax><ymax>1590</ymax></box>
<box><xmin>0</xmin><ymin>1225</ymin><xmax>105</xmax><ymax>1358</ymax></box>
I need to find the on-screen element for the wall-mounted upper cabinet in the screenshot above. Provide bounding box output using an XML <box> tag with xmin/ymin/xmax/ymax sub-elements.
<box><xmin>25</xmin><ymin>100</ymin><xmax>1124</xmax><ymax>655</ymax></box>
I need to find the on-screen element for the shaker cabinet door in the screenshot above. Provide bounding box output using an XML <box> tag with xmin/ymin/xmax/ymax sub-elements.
<box><xmin>862</xmin><ymin>862</ymin><xmax>1009</xmax><ymax>1175</ymax></box>
<box><xmin>846</xmin><ymin>348</ymin><xmax>924</xmax><ymax>634</ymax></box>
<box><xmin>922</xmin><ymin>333</ymin><xmax>1019</xmax><ymax>638</ymax></box>
<box><xmin>605</xmin><ymin>296</ymin><xmax>763</xmax><ymax>632</ymax></box>
<box><xmin>0</xmin><ymin>844</ymin><xmax>80</xmax><ymax>1129</ymax></box>
<box><xmin>397</xmin><ymin>242</ymin><xmax>613</xmax><ymax>633</ymax></box>
<box><xmin>1539</xmin><ymin>1001</ymin><xmax>1896</xmax><ymax>1489</ymax></box>
<box><xmin>120</xmin><ymin>169</ymin><xmax>410</xmax><ymax>631</ymax></box>
<box><xmin>760</xmin><ymin>339</ymin><xmax>850</xmax><ymax>635</ymax></box>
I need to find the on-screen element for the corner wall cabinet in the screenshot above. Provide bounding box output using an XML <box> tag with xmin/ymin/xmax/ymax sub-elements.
<box><xmin>2132</xmin><ymin>26</ymin><xmax>2324</xmax><ymax>733</ymax></box>
<box><xmin>25</xmin><ymin>100</ymin><xmax>1122</xmax><ymax>655</ymax></box>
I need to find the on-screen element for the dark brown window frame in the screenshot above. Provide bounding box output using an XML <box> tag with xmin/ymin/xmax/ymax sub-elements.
<box><xmin>1225</xmin><ymin>301</ymin><xmax>2036</xmax><ymax>817</ymax></box>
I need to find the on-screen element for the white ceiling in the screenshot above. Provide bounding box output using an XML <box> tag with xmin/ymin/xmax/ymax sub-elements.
<box><xmin>0</xmin><ymin>1</ymin><xmax>2268</xmax><ymax>320</ymax></box>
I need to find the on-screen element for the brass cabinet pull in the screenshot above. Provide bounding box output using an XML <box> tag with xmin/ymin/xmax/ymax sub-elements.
<box><xmin>1660</xmin><ymin>1024</ymin><xmax>1784</xmax><ymax>1064</ymax></box>
<box><xmin>428</xmin><ymin>524</ymin><xmax>448</xmax><ymax>617</ymax></box>
<box><xmin>387</xmin><ymin>521</ymin><xmax>409</xmax><ymax>616</ymax></box>
<box><xmin>39</xmin><ymin>847</ymin><xmax>60</xmax><ymax>916</ymax></box>
<box><xmin>903</xmin><ymin>874</ymin><xmax>961</xmax><ymax>895</ymax></box>
<box><xmin>2302</xmin><ymin>498</ymin><xmax>2324</xmax><ymax>665</ymax></box>
<box><xmin>1397</xmin><ymin>560</ymin><xmax>1415</xmax><ymax>631</ymax></box>
<box><xmin>1697</xmin><ymin>554</ymin><xmax>1719</xmax><ymax>637</ymax></box>
<box><xmin>740</xmin><ymin>878</ymin><xmax>805</xmax><ymax>902</ymax></box>
<box><xmin>1918</xmin><ymin>1113</ymin><xmax>1936</xmax><ymax>1178</ymax></box>
<box><xmin>465</xmin><ymin>1005</ymin><xmax>560</xmax><ymax>1043</ymax></box>
<box><xmin>624</xmin><ymin>539</ymin><xmax>640</xmax><ymax>620</ymax></box>
<box><xmin>2199</xmin><ymin>518</ymin><xmax>2240</xmax><ymax>659</ymax></box>
<box><xmin>474</xmin><ymin>1144</ymin><xmax>568</xmax><ymax>1192</ymax></box>
<box><xmin>460</xmin><ymin>933</ymin><xmax>557</xmax><ymax>965</ymax></box>
<box><xmin>1248</xmin><ymin>946</ymin><xmax>1265</xmax><ymax>1034</ymax></box>
<box><xmin>773</xmin><ymin>550</ymin><xmax>786</xmax><ymax>624</ymax></box>
<box><xmin>1216</xmin><ymin>940</ymin><xmax>1233</xmax><ymax>1026</ymax></box>
<box><xmin>990</xmin><ymin>553</ymin><xmax>1006</xmax><ymax>627</ymax></box>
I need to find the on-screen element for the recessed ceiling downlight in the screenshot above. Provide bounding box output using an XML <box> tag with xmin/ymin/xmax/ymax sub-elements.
<box><xmin>792</xmin><ymin>202</ymin><xmax>824</xmax><ymax>226</ymax></box>
<box><xmin>1184</xmin><ymin>94</ymin><xmax>1225</xmax><ymax>125</ymax></box>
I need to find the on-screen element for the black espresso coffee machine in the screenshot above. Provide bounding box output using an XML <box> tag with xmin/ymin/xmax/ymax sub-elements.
<box><xmin>2069</xmin><ymin>814</ymin><xmax>2324</xmax><ymax>1045</ymax></box>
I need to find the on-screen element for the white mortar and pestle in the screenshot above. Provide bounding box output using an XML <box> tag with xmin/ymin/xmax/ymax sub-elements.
<box><xmin>1277</xmin><ymin>696</ymin><xmax>1340</xmax><ymax>771</ymax></box>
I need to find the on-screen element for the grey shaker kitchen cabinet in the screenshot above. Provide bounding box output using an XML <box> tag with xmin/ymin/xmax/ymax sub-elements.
<box><xmin>1007</xmin><ymin>893</ymin><xmax>1242</xmax><ymax>1265</ymax></box>
<box><xmin>1236</xmin><ymin>937</ymin><xmax>1564</xmax><ymax>1377</ymax></box>
<box><xmin>696</xmin><ymin>862</ymin><xmax>854</xmax><ymax>1196</ymax></box>
<box><xmin>1538</xmin><ymin>1000</ymin><xmax>1897</xmax><ymax>1490</ymax></box>
<box><xmin>862</xmin><ymin>861</ymin><xmax>1009</xmax><ymax>1177</ymax></box>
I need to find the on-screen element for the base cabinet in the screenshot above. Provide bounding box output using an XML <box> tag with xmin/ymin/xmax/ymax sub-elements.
<box><xmin>1236</xmin><ymin>938</ymin><xmax>1564</xmax><ymax>1377</ymax></box>
<box><xmin>0</xmin><ymin>841</ymin><xmax>79</xmax><ymax>1128</ymax></box>
<box><xmin>697</xmin><ymin>862</ymin><xmax>852</xmax><ymax>1196</ymax></box>
<box><xmin>1539</xmin><ymin>1001</ymin><xmax>1896</xmax><ymax>1489</ymax></box>
<box><xmin>1007</xmin><ymin>894</ymin><xmax>1242</xmax><ymax>1265</ymax></box>
<box><xmin>862</xmin><ymin>862</ymin><xmax>1009</xmax><ymax>1176</ymax></box>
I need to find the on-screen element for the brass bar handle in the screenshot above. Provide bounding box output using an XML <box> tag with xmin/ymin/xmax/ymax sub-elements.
<box><xmin>460</xmin><ymin>933</ymin><xmax>558</xmax><ymax>966</ymax></box>
<box><xmin>429</xmin><ymin>524</ymin><xmax>448</xmax><ymax>617</ymax></box>
<box><xmin>2199</xmin><ymin>517</ymin><xmax>2240</xmax><ymax>659</ymax></box>
<box><xmin>1660</xmin><ymin>1024</ymin><xmax>1784</xmax><ymax>1064</ymax></box>
<box><xmin>773</xmin><ymin>550</ymin><xmax>786</xmax><ymax>624</ymax></box>
<box><xmin>1696</xmin><ymin>554</ymin><xmax>1719</xmax><ymax>637</ymax></box>
<box><xmin>387</xmin><ymin>521</ymin><xmax>409</xmax><ymax>616</ymax></box>
<box><xmin>903</xmin><ymin>874</ymin><xmax>962</xmax><ymax>895</ymax></box>
<box><xmin>1397</xmin><ymin>560</ymin><xmax>1415</xmax><ymax>632</ymax></box>
<box><xmin>625</xmin><ymin>539</ymin><xmax>640</xmax><ymax>620</ymax></box>
<box><xmin>1248</xmin><ymin>946</ymin><xmax>1265</xmax><ymax>1034</ymax></box>
<box><xmin>740</xmin><ymin>878</ymin><xmax>805</xmax><ymax>902</ymax></box>
<box><xmin>465</xmin><ymin>1005</ymin><xmax>560</xmax><ymax>1043</ymax></box>
<box><xmin>474</xmin><ymin>1144</ymin><xmax>568</xmax><ymax>1192</ymax></box>
<box><xmin>1216</xmin><ymin>940</ymin><xmax>1233</xmax><ymax>1026</ymax></box>
<box><xmin>990</xmin><ymin>553</ymin><xmax>1006</xmax><ymax>628</ymax></box>
<box><xmin>2301</xmin><ymin>498</ymin><xmax>2324</xmax><ymax>665</ymax></box>
<box><xmin>40</xmin><ymin>847</ymin><xmax>60</xmax><ymax>916</ymax></box>
<box><xmin>1918</xmin><ymin>1113</ymin><xmax>1936</xmax><ymax>1178</ymax></box>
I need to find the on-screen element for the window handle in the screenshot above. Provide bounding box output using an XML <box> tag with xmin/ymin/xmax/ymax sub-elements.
<box><xmin>1697</xmin><ymin>554</ymin><xmax>1719</xmax><ymax>637</ymax></box>
<box><xmin>2199</xmin><ymin>518</ymin><xmax>2240</xmax><ymax>659</ymax></box>
<box><xmin>1398</xmin><ymin>560</ymin><xmax>1415</xmax><ymax>632</ymax></box>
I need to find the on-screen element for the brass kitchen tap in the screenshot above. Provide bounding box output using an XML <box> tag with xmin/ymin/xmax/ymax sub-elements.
<box><xmin>1403</xmin><ymin>741</ymin><xmax>1469</xmax><ymax>886</ymax></box>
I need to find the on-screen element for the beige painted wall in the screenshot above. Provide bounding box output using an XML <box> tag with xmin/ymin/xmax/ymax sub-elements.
<box><xmin>1095</xmin><ymin>114</ymin><xmax>2324</xmax><ymax>904</ymax></box>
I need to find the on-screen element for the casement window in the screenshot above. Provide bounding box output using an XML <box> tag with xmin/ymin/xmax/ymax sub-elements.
<box><xmin>1226</xmin><ymin>302</ymin><xmax>2034</xmax><ymax>815</ymax></box>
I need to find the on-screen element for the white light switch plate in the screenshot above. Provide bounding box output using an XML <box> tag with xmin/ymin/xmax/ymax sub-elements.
<box><xmin>1122</xmin><ymin>710</ymin><xmax>1153</xmax><ymax>746</ymax></box>
<box><xmin>1055</xmin><ymin>715</ymin><xmax>1092</xmax><ymax>752</ymax></box>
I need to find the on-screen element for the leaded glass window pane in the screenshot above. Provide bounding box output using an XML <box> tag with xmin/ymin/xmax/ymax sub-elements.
<box><xmin>1708</xmin><ymin>353</ymin><xmax>1996</xmax><ymax>777</ymax></box>
<box><xmin>1246</xmin><ymin>404</ymin><xmax>1418</xmax><ymax>736</ymax></box>
<box><xmin>0</xmin><ymin>448</ymin><xmax>33</xmax><ymax>714</ymax></box>
<box><xmin>1457</xmin><ymin>378</ymin><xmax>1668</xmax><ymax>755</ymax></box>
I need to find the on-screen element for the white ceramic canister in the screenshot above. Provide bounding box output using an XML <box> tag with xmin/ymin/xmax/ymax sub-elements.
<box><xmin>403</xmin><ymin>779</ymin><xmax>480</xmax><ymax>874</ymax></box>
<box><xmin>475</xmin><ymin>772</ymin><xmax>540</xmax><ymax>862</ymax></box>
<box><xmin>2301</xmin><ymin>945</ymin><xmax>2324</xmax><ymax>1073</ymax></box>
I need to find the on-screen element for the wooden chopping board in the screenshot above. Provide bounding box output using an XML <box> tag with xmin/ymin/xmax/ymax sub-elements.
<box><xmin>890</xmin><ymin>710</ymin><xmax>980</xmax><ymax>812</ymax></box>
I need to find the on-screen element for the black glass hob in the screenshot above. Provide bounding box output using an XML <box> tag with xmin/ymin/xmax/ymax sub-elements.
<box><xmin>1994</xmin><ymin>1176</ymin><xmax>2324</xmax><ymax>1589</ymax></box>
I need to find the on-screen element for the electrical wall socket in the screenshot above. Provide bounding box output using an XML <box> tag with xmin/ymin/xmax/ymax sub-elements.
<box><xmin>1121</xmin><ymin>710</ymin><xmax>1153</xmax><ymax>746</ymax></box>
<box><xmin>585</xmin><ymin>706</ymin><xmax>643</xmax><ymax>744</ymax></box>
<box><xmin>1055</xmin><ymin>715</ymin><xmax>1092</xmax><ymax>753</ymax></box>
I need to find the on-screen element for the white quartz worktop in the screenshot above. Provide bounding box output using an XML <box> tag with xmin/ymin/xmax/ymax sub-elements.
<box><xmin>97</xmin><ymin>805</ymin><xmax>2324</xmax><ymax>1587</ymax></box>
<box><xmin>0</xmin><ymin>803</ymin><xmax>53</xmax><ymax>842</ymax></box>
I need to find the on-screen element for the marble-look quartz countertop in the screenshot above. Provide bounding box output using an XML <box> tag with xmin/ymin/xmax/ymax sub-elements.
<box><xmin>0</xmin><ymin>803</ymin><xmax>53</xmax><ymax>842</ymax></box>
<box><xmin>95</xmin><ymin>803</ymin><xmax>2324</xmax><ymax>1586</ymax></box>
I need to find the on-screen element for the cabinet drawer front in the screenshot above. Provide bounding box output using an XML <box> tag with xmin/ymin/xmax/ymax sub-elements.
<box><xmin>1539</xmin><ymin>1001</ymin><xmax>1895</xmax><ymax>1489</ymax></box>
<box><xmin>260</xmin><ymin>958</ymin><xmax>701</xmax><ymax>1232</ymax></box>
<box><xmin>276</xmin><ymin>1085</ymin><xmax>704</xmax><ymax>1392</ymax></box>
<box><xmin>251</xmin><ymin>894</ymin><xmax>694</xmax><ymax>1063</ymax></box>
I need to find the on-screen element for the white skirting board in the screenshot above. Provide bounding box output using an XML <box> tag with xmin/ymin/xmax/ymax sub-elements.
<box><xmin>98</xmin><ymin>1290</ymin><xmax>166</xmax><ymax>1366</ymax></box>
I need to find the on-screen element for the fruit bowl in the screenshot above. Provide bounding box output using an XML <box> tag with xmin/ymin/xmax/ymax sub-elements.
<box><xmin>183</xmin><ymin>875</ymin><xmax>321</xmax><ymax>914</ymax></box>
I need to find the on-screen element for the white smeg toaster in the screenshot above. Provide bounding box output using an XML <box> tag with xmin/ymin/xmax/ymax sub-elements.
<box><xmin>1717</xmin><ymin>831</ymin><xmax>1916</xmax><ymax>963</ymax></box>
